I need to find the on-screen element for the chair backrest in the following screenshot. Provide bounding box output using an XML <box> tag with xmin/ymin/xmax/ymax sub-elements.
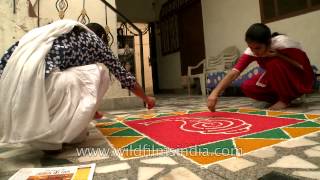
<box><xmin>205</xmin><ymin>46</ymin><xmax>240</xmax><ymax>71</ymax></box>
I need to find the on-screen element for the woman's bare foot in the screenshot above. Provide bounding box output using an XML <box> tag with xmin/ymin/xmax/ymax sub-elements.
<box><xmin>268</xmin><ymin>101</ymin><xmax>287</xmax><ymax>110</ymax></box>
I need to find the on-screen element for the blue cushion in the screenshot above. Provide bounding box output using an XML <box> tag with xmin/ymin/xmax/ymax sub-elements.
<box><xmin>206</xmin><ymin>67</ymin><xmax>264</xmax><ymax>92</ymax></box>
<box><xmin>312</xmin><ymin>65</ymin><xmax>319</xmax><ymax>90</ymax></box>
<box><xmin>207</xmin><ymin>65</ymin><xmax>319</xmax><ymax>94</ymax></box>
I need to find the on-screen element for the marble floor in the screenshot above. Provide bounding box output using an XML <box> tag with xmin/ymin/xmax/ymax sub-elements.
<box><xmin>1</xmin><ymin>94</ymin><xmax>320</xmax><ymax>180</ymax></box>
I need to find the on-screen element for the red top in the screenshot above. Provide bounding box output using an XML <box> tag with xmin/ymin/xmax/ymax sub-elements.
<box><xmin>233</xmin><ymin>47</ymin><xmax>314</xmax><ymax>95</ymax></box>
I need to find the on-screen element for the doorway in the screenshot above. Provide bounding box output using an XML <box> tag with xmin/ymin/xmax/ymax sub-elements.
<box><xmin>178</xmin><ymin>0</ymin><xmax>206</xmax><ymax>76</ymax></box>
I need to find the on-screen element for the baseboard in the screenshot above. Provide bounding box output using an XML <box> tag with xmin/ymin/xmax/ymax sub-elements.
<box><xmin>157</xmin><ymin>88</ymin><xmax>188</xmax><ymax>94</ymax></box>
<box><xmin>99</xmin><ymin>96</ymin><xmax>144</xmax><ymax>110</ymax></box>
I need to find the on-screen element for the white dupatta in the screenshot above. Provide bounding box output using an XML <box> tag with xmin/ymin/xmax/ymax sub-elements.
<box><xmin>0</xmin><ymin>20</ymin><xmax>93</xmax><ymax>143</ymax></box>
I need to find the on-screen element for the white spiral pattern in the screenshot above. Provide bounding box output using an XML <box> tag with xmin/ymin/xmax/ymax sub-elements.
<box><xmin>181</xmin><ymin>117</ymin><xmax>252</xmax><ymax>134</ymax></box>
<box><xmin>140</xmin><ymin>117</ymin><xmax>252</xmax><ymax>135</ymax></box>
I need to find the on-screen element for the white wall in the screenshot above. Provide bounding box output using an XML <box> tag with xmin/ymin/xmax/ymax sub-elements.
<box><xmin>201</xmin><ymin>0</ymin><xmax>260</xmax><ymax>60</ymax></box>
<box><xmin>201</xmin><ymin>0</ymin><xmax>320</xmax><ymax>68</ymax></box>
<box><xmin>157</xmin><ymin>52</ymin><xmax>182</xmax><ymax>89</ymax></box>
<box><xmin>38</xmin><ymin>0</ymin><xmax>118</xmax><ymax>54</ymax></box>
<box><xmin>267</xmin><ymin>10</ymin><xmax>320</xmax><ymax>67</ymax></box>
<box><xmin>0</xmin><ymin>0</ymin><xmax>38</xmax><ymax>55</ymax></box>
<box><xmin>0</xmin><ymin>0</ymin><xmax>118</xmax><ymax>55</ymax></box>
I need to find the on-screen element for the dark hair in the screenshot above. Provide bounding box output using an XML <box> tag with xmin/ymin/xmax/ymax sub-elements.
<box><xmin>245</xmin><ymin>23</ymin><xmax>271</xmax><ymax>45</ymax></box>
<box><xmin>86</xmin><ymin>23</ymin><xmax>108</xmax><ymax>44</ymax></box>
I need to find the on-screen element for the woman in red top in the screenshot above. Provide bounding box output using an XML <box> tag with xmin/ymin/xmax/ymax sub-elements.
<box><xmin>208</xmin><ymin>23</ymin><xmax>314</xmax><ymax>111</ymax></box>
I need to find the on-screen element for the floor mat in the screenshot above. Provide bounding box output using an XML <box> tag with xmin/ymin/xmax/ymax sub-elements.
<box><xmin>96</xmin><ymin>108</ymin><xmax>320</xmax><ymax>166</ymax></box>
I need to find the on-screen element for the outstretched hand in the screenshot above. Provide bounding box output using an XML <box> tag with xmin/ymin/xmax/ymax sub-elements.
<box><xmin>207</xmin><ymin>95</ymin><xmax>218</xmax><ymax>112</ymax></box>
<box><xmin>131</xmin><ymin>83</ymin><xmax>156</xmax><ymax>110</ymax></box>
<box><xmin>145</xmin><ymin>96</ymin><xmax>155</xmax><ymax>109</ymax></box>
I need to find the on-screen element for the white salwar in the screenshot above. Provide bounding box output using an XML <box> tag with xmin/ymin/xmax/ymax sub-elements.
<box><xmin>0</xmin><ymin>20</ymin><xmax>110</xmax><ymax>150</ymax></box>
<box><xmin>30</xmin><ymin>64</ymin><xmax>110</xmax><ymax>150</ymax></box>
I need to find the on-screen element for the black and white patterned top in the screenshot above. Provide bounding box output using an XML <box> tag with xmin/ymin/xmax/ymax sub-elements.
<box><xmin>0</xmin><ymin>27</ymin><xmax>136</xmax><ymax>90</ymax></box>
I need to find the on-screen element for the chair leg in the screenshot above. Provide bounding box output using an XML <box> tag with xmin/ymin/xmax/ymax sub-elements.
<box><xmin>200</xmin><ymin>75</ymin><xmax>206</xmax><ymax>96</ymax></box>
<box><xmin>187</xmin><ymin>76</ymin><xmax>191</xmax><ymax>96</ymax></box>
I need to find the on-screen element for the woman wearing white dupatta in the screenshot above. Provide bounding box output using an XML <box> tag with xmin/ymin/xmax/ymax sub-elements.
<box><xmin>0</xmin><ymin>20</ymin><xmax>155</xmax><ymax>151</ymax></box>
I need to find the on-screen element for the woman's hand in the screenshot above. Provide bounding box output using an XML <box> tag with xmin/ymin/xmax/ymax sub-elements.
<box><xmin>206</xmin><ymin>70</ymin><xmax>240</xmax><ymax>112</ymax></box>
<box><xmin>145</xmin><ymin>96</ymin><xmax>155</xmax><ymax>109</ymax></box>
<box><xmin>207</xmin><ymin>94</ymin><xmax>218</xmax><ymax>112</ymax></box>
<box><xmin>131</xmin><ymin>83</ymin><xmax>156</xmax><ymax>109</ymax></box>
